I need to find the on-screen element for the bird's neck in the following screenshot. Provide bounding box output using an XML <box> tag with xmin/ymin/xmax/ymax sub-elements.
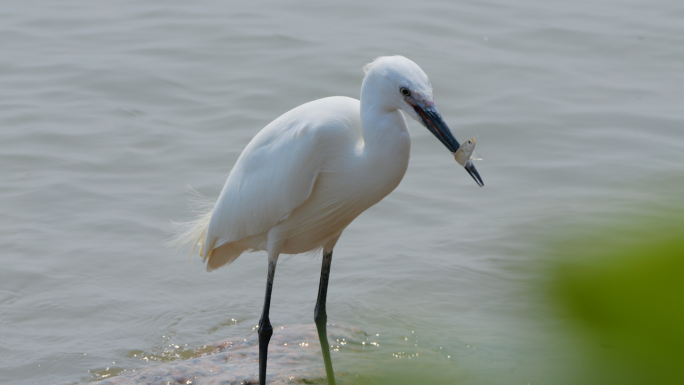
<box><xmin>359</xmin><ymin>76</ymin><xmax>409</xmax><ymax>147</ymax></box>
<box><xmin>357</xmin><ymin>77</ymin><xmax>411</xmax><ymax>196</ymax></box>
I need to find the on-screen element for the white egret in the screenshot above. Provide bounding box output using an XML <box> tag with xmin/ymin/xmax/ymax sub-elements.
<box><xmin>173</xmin><ymin>55</ymin><xmax>483</xmax><ymax>385</ymax></box>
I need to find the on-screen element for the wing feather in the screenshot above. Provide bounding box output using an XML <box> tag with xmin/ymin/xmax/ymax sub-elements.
<box><xmin>201</xmin><ymin>105</ymin><xmax>329</xmax><ymax>258</ymax></box>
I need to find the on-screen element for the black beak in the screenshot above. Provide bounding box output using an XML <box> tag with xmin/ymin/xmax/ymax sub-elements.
<box><xmin>413</xmin><ymin>105</ymin><xmax>484</xmax><ymax>187</ymax></box>
<box><xmin>413</xmin><ymin>105</ymin><xmax>460</xmax><ymax>152</ymax></box>
<box><xmin>464</xmin><ymin>159</ymin><xmax>484</xmax><ymax>187</ymax></box>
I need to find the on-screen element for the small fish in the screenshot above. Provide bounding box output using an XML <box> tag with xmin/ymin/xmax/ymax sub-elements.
<box><xmin>453</xmin><ymin>138</ymin><xmax>476</xmax><ymax>167</ymax></box>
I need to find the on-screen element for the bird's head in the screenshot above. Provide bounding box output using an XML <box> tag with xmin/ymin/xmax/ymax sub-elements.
<box><xmin>363</xmin><ymin>56</ymin><xmax>484</xmax><ymax>187</ymax></box>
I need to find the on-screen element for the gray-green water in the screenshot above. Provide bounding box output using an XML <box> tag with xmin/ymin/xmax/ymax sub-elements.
<box><xmin>2</xmin><ymin>0</ymin><xmax>683</xmax><ymax>384</ymax></box>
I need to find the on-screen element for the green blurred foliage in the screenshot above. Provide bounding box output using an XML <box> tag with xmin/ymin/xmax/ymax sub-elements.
<box><xmin>552</xmin><ymin>213</ymin><xmax>684</xmax><ymax>384</ymax></box>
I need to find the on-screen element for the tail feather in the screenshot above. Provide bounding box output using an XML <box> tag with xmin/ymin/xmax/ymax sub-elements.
<box><xmin>206</xmin><ymin>242</ymin><xmax>242</xmax><ymax>271</ymax></box>
<box><xmin>167</xmin><ymin>186</ymin><xmax>214</xmax><ymax>259</ymax></box>
<box><xmin>168</xmin><ymin>186</ymin><xmax>247</xmax><ymax>271</ymax></box>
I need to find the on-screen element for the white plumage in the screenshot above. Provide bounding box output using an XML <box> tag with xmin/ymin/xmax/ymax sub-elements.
<box><xmin>172</xmin><ymin>55</ymin><xmax>483</xmax><ymax>271</ymax></box>
<box><xmin>205</xmin><ymin>96</ymin><xmax>401</xmax><ymax>270</ymax></box>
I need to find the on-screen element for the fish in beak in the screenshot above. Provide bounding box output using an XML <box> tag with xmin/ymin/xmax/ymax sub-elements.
<box><xmin>413</xmin><ymin>105</ymin><xmax>484</xmax><ymax>187</ymax></box>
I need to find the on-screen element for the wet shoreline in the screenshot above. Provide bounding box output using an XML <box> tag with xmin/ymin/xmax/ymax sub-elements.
<box><xmin>96</xmin><ymin>324</ymin><xmax>365</xmax><ymax>385</ymax></box>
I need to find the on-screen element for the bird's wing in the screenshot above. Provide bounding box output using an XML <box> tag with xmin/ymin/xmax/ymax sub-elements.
<box><xmin>201</xmin><ymin>104</ymin><xmax>337</xmax><ymax>258</ymax></box>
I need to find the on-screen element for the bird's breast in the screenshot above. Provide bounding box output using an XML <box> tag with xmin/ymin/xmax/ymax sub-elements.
<box><xmin>276</xmin><ymin>133</ymin><xmax>410</xmax><ymax>255</ymax></box>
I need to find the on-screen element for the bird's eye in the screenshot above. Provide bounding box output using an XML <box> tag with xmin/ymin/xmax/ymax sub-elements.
<box><xmin>400</xmin><ymin>87</ymin><xmax>411</xmax><ymax>97</ymax></box>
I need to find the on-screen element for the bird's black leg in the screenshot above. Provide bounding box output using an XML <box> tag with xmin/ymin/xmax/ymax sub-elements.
<box><xmin>314</xmin><ymin>250</ymin><xmax>336</xmax><ymax>385</ymax></box>
<box><xmin>258</xmin><ymin>260</ymin><xmax>277</xmax><ymax>385</ymax></box>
